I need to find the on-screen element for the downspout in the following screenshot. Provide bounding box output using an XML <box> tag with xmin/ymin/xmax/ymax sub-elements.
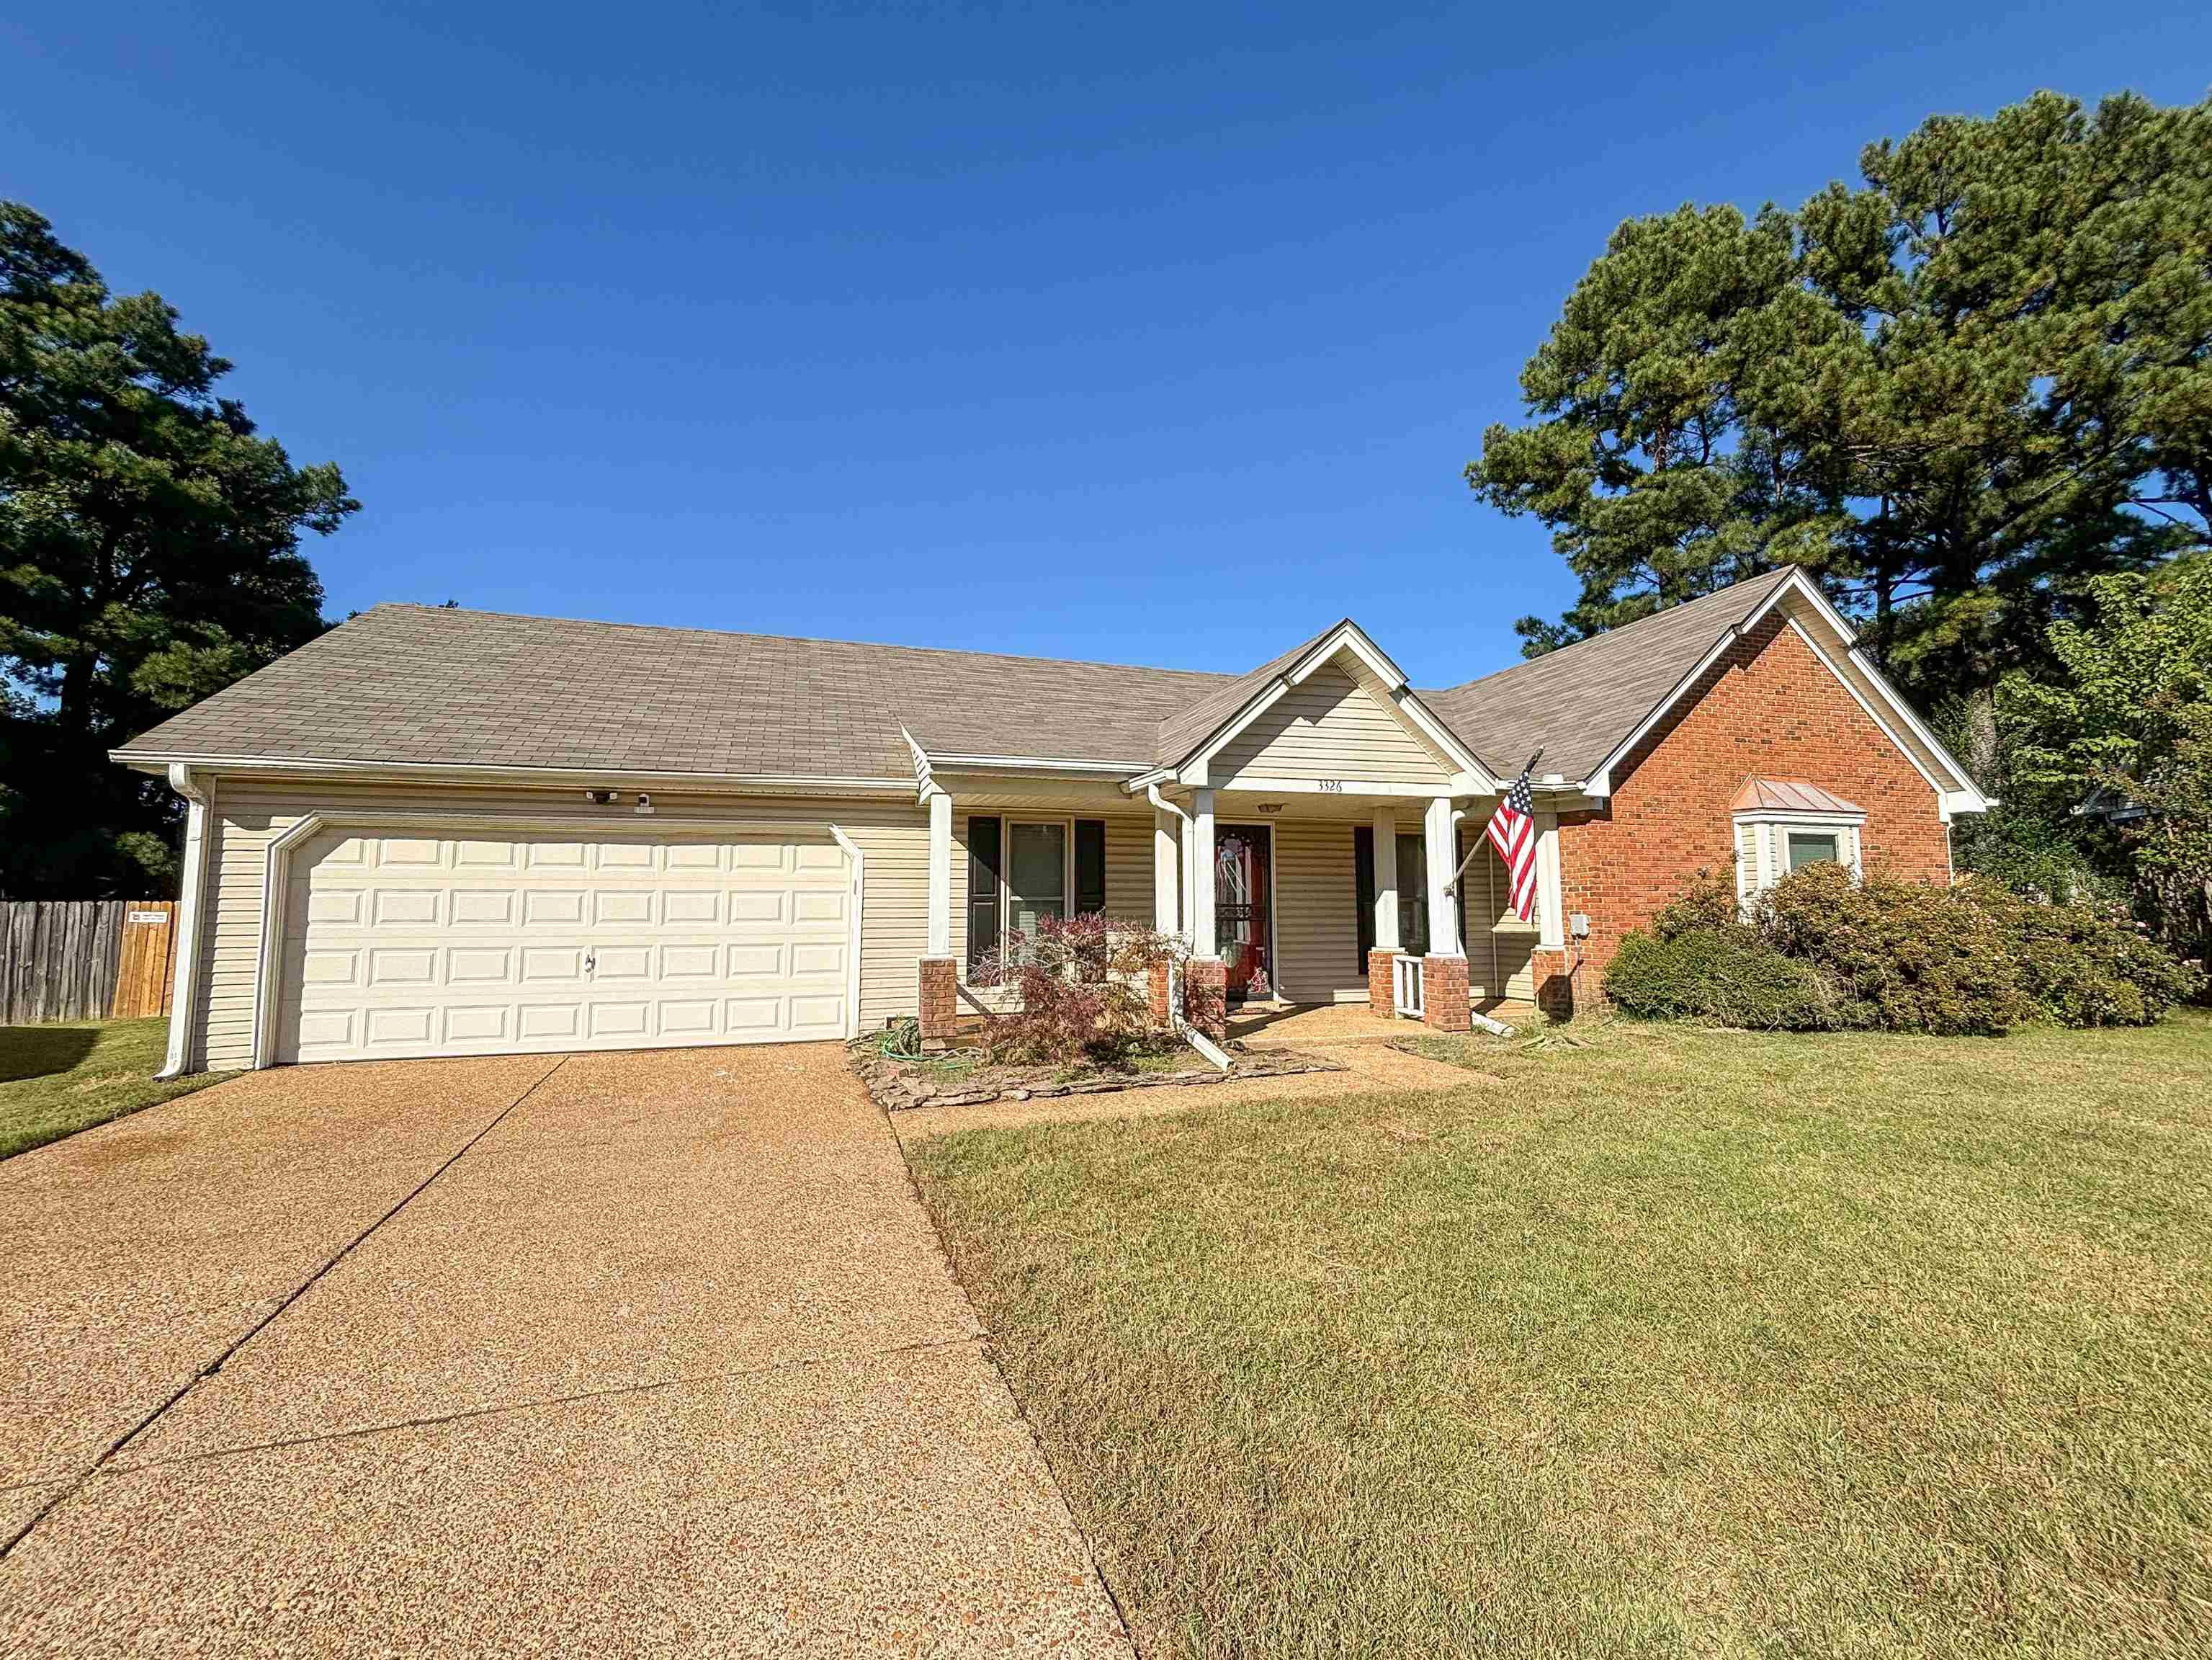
<box><xmin>158</xmin><ymin>764</ymin><xmax>212</xmax><ymax>1079</ymax></box>
<box><xmin>1146</xmin><ymin>784</ymin><xmax>1231</xmax><ymax>1072</ymax></box>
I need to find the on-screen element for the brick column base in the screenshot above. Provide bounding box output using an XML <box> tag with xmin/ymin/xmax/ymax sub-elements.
<box><xmin>1531</xmin><ymin>947</ymin><xmax>1575</xmax><ymax>1021</ymax></box>
<box><xmin>1420</xmin><ymin>955</ymin><xmax>1471</xmax><ymax>1032</ymax></box>
<box><xmin>918</xmin><ymin>955</ymin><xmax>957</xmax><ymax>1043</ymax></box>
<box><xmin>1147</xmin><ymin>959</ymin><xmax>1173</xmax><ymax>1031</ymax></box>
<box><xmin>1366</xmin><ymin>949</ymin><xmax>1397</xmax><ymax>1018</ymax></box>
<box><xmin>1183</xmin><ymin>958</ymin><xmax>1228</xmax><ymax>1041</ymax></box>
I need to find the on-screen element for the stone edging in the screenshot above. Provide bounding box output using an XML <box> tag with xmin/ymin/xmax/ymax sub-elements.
<box><xmin>848</xmin><ymin>1042</ymin><xmax>1345</xmax><ymax>1112</ymax></box>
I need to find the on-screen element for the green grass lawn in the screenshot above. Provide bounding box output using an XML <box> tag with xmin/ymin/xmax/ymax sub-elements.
<box><xmin>908</xmin><ymin>1013</ymin><xmax>2212</xmax><ymax>1659</ymax></box>
<box><xmin>0</xmin><ymin>1017</ymin><xmax>221</xmax><ymax>1160</ymax></box>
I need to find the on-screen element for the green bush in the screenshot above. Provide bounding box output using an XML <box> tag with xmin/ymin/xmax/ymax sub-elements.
<box><xmin>1757</xmin><ymin>863</ymin><xmax>2028</xmax><ymax>1036</ymax></box>
<box><xmin>1608</xmin><ymin>861</ymin><xmax>2203</xmax><ymax>1037</ymax></box>
<box><xmin>1603</xmin><ymin>924</ymin><xmax>1840</xmax><ymax>1030</ymax></box>
<box><xmin>1969</xmin><ymin>885</ymin><xmax>2204</xmax><ymax>1026</ymax></box>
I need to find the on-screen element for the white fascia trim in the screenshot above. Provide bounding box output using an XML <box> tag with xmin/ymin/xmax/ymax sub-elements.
<box><xmin>157</xmin><ymin>765</ymin><xmax>212</xmax><ymax>1079</ymax></box>
<box><xmin>1733</xmin><ymin>806</ymin><xmax>1866</xmax><ymax>827</ymax></box>
<box><xmin>1582</xmin><ymin>624</ymin><xmax>1749</xmax><ymax>799</ymax></box>
<box><xmin>107</xmin><ymin>753</ymin><xmax>915</xmax><ymax>795</ymax></box>
<box><xmin>901</xmin><ymin>727</ymin><xmax>935</xmax><ymax>802</ymax></box>
<box><xmin>1770</xmin><ymin>571</ymin><xmax>1987</xmax><ymax>811</ymax></box>
<box><xmin>1285</xmin><ymin>621</ymin><xmax>1407</xmax><ymax>692</ymax></box>
<box><xmin>926</xmin><ymin>754</ymin><xmax>1150</xmax><ymax>774</ymax></box>
<box><xmin>1123</xmin><ymin>765</ymin><xmax>1178</xmax><ymax>794</ymax></box>
<box><xmin>1183</xmin><ymin>678</ymin><xmax>1292</xmax><ymax>784</ymax></box>
<box><xmin>1181</xmin><ymin>638</ymin><xmax>1499</xmax><ymax>795</ymax></box>
<box><xmin>1210</xmin><ymin>775</ymin><xmax>1456</xmax><ymax>799</ymax></box>
<box><xmin>1781</xmin><ymin>617</ymin><xmax>1990</xmax><ymax>815</ymax></box>
<box><xmin>1392</xmin><ymin>694</ymin><xmax>1501</xmax><ymax>793</ymax></box>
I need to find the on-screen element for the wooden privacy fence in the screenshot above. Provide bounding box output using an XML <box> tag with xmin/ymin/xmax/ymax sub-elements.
<box><xmin>0</xmin><ymin>901</ymin><xmax>177</xmax><ymax>1025</ymax></box>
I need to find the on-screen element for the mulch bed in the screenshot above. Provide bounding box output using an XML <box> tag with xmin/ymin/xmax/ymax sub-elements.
<box><xmin>848</xmin><ymin>1039</ymin><xmax>1344</xmax><ymax>1112</ymax></box>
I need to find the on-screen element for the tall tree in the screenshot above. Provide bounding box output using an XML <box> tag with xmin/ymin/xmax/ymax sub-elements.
<box><xmin>0</xmin><ymin>202</ymin><xmax>356</xmax><ymax>897</ymax></box>
<box><xmin>1470</xmin><ymin>91</ymin><xmax>2211</xmax><ymax>702</ymax></box>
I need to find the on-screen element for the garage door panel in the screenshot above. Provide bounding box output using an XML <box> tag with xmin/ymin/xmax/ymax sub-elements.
<box><xmin>279</xmin><ymin>828</ymin><xmax>855</xmax><ymax>1063</ymax></box>
<box><xmin>443</xmin><ymin>1005</ymin><xmax>511</xmax><ymax>1043</ymax></box>
<box><xmin>663</xmin><ymin>891</ymin><xmax>721</xmax><ymax>924</ymax></box>
<box><xmin>522</xmin><ymin>890</ymin><xmax>586</xmax><ymax>927</ymax></box>
<box><xmin>370</xmin><ymin>888</ymin><xmax>442</xmax><ymax>927</ymax></box>
<box><xmin>452</xmin><ymin>890</ymin><xmax>517</xmax><ymax>926</ymax></box>
<box><xmin>591</xmin><ymin>890</ymin><xmax>654</xmax><ymax>926</ymax></box>
<box><xmin>447</xmin><ymin>947</ymin><xmax>513</xmax><ymax>985</ymax></box>
<box><xmin>367</xmin><ymin>947</ymin><xmax>438</xmax><ymax>987</ymax></box>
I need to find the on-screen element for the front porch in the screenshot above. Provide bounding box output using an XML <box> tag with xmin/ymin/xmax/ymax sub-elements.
<box><xmin>911</xmin><ymin>780</ymin><xmax>1564</xmax><ymax>1045</ymax></box>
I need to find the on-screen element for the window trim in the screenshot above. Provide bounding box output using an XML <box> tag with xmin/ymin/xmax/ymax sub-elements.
<box><xmin>1001</xmin><ymin>815</ymin><xmax>1077</xmax><ymax>945</ymax></box>
<box><xmin>1734</xmin><ymin>808</ymin><xmax>1864</xmax><ymax>906</ymax></box>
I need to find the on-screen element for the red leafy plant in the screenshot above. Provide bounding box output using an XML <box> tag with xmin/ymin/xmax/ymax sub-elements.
<box><xmin>973</xmin><ymin>912</ymin><xmax>1194</xmax><ymax>1067</ymax></box>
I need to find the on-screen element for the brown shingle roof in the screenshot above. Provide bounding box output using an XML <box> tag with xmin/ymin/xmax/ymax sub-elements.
<box><xmin>1419</xmin><ymin>568</ymin><xmax>1800</xmax><ymax>782</ymax></box>
<box><xmin>115</xmin><ymin>604</ymin><xmax>1233</xmax><ymax>779</ymax></box>
<box><xmin>114</xmin><ymin>571</ymin><xmax>1808</xmax><ymax>789</ymax></box>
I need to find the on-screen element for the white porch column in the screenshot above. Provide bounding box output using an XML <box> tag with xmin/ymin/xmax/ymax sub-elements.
<box><xmin>1189</xmin><ymin>787</ymin><xmax>1217</xmax><ymax>957</ymax></box>
<box><xmin>1535</xmin><ymin>807</ymin><xmax>1566</xmax><ymax>948</ymax></box>
<box><xmin>925</xmin><ymin>789</ymin><xmax>953</xmax><ymax>958</ymax></box>
<box><xmin>1424</xmin><ymin>796</ymin><xmax>1461</xmax><ymax>958</ymax></box>
<box><xmin>1152</xmin><ymin>807</ymin><xmax>1180</xmax><ymax>933</ymax></box>
<box><xmin>1371</xmin><ymin>807</ymin><xmax>1400</xmax><ymax>951</ymax></box>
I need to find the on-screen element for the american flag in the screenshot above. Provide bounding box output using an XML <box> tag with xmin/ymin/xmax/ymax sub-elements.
<box><xmin>1485</xmin><ymin>764</ymin><xmax>1540</xmax><ymax>923</ymax></box>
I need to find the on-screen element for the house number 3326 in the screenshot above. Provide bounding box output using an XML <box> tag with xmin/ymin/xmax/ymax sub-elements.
<box><xmin>1316</xmin><ymin>779</ymin><xmax>1343</xmax><ymax>793</ymax></box>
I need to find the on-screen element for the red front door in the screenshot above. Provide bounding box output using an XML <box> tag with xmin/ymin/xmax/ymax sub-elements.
<box><xmin>1215</xmin><ymin>826</ymin><xmax>1273</xmax><ymax>1001</ymax></box>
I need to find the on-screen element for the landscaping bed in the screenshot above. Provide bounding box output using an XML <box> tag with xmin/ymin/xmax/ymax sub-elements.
<box><xmin>848</xmin><ymin>1032</ymin><xmax>1343</xmax><ymax>1111</ymax></box>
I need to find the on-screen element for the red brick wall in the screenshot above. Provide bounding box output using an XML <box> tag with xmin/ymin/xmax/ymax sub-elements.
<box><xmin>1555</xmin><ymin>615</ymin><xmax>1953</xmax><ymax>996</ymax></box>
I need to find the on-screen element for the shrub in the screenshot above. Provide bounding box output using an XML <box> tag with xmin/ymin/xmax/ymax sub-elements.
<box><xmin>1613</xmin><ymin>861</ymin><xmax>2204</xmax><ymax>1038</ymax></box>
<box><xmin>1757</xmin><ymin>862</ymin><xmax>2028</xmax><ymax>1035</ymax></box>
<box><xmin>1966</xmin><ymin>883</ymin><xmax>2204</xmax><ymax>1026</ymax></box>
<box><xmin>974</xmin><ymin>912</ymin><xmax>1189</xmax><ymax>1068</ymax></box>
<box><xmin>1604</xmin><ymin>923</ymin><xmax>1841</xmax><ymax>1030</ymax></box>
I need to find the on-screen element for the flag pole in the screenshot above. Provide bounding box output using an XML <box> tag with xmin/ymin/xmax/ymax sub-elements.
<box><xmin>1446</xmin><ymin>750</ymin><xmax>1544</xmax><ymax>894</ymax></box>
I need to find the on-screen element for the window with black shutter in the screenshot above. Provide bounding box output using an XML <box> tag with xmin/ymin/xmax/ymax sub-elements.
<box><xmin>1074</xmin><ymin>821</ymin><xmax>1107</xmax><ymax>916</ymax></box>
<box><xmin>965</xmin><ymin>816</ymin><xmax>1001</xmax><ymax>974</ymax></box>
<box><xmin>1354</xmin><ymin>825</ymin><xmax>1374</xmax><ymax>971</ymax></box>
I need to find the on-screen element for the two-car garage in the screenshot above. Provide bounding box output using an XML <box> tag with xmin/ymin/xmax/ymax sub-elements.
<box><xmin>269</xmin><ymin>823</ymin><xmax>860</xmax><ymax>1064</ymax></box>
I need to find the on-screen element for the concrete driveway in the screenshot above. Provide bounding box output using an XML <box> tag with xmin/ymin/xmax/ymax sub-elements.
<box><xmin>0</xmin><ymin>1045</ymin><xmax>1129</xmax><ymax>1656</ymax></box>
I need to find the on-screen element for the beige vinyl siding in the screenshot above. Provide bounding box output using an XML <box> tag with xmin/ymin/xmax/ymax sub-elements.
<box><xmin>1212</xmin><ymin>666</ymin><xmax>1450</xmax><ymax>789</ymax></box>
<box><xmin>1273</xmin><ymin>819</ymin><xmax>1366</xmax><ymax>1004</ymax></box>
<box><xmin>952</xmin><ymin>811</ymin><xmax>1154</xmax><ymax>975</ymax></box>
<box><xmin>1456</xmin><ymin>825</ymin><xmax>1536</xmax><ymax>1001</ymax></box>
<box><xmin>189</xmin><ymin>777</ymin><xmax>928</xmax><ymax>1071</ymax></box>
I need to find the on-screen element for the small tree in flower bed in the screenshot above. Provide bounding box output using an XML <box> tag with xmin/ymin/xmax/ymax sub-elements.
<box><xmin>974</xmin><ymin>912</ymin><xmax>1192</xmax><ymax>1068</ymax></box>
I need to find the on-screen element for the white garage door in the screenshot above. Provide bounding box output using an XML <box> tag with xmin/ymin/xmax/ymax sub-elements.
<box><xmin>277</xmin><ymin>826</ymin><xmax>856</xmax><ymax>1063</ymax></box>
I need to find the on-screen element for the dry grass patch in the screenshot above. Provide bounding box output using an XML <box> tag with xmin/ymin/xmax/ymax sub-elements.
<box><xmin>0</xmin><ymin>1017</ymin><xmax>219</xmax><ymax>1159</ymax></box>
<box><xmin>908</xmin><ymin>1014</ymin><xmax>2212</xmax><ymax>1658</ymax></box>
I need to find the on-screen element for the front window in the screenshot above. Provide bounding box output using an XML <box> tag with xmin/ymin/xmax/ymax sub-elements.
<box><xmin>1005</xmin><ymin>821</ymin><xmax>1068</xmax><ymax>946</ymax></box>
<box><xmin>1735</xmin><ymin>813</ymin><xmax>1863</xmax><ymax>906</ymax></box>
<box><xmin>1786</xmin><ymin>830</ymin><xmax>1843</xmax><ymax>872</ymax></box>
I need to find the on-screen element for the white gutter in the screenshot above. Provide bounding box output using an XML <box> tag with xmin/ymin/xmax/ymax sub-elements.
<box><xmin>106</xmin><ymin>752</ymin><xmax>915</xmax><ymax>795</ymax></box>
<box><xmin>157</xmin><ymin>764</ymin><xmax>211</xmax><ymax>1079</ymax></box>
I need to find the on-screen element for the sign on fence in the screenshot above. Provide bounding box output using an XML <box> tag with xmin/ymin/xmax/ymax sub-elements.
<box><xmin>0</xmin><ymin>900</ymin><xmax>176</xmax><ymax>1025</ymax></box>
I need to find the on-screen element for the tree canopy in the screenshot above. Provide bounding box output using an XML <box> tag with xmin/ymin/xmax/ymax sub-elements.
<box><xmin>1</xmin><ymin>202</ymin><xmax>356</xmax><ymax>897</ymax></box>
<box><xmin>1469</xmin><ymin>90</ymin><xmax>2211</xmax><ymax>702</ymax></box>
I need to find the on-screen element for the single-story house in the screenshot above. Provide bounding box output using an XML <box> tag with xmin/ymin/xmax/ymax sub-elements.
<box><xmin>112</xmin><ymin>566</ymin><xmax>1989</xmax><ymax>1074</ymax></box>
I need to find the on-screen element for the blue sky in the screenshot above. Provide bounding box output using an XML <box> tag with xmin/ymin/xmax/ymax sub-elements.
<box><xmin>5</xmin><ymin>3</ymin><xmax>2205</xmax><ymax>689</ymax></box>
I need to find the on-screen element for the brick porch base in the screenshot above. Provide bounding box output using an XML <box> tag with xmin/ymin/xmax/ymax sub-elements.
<box><xmin>1366</xmin><ymin>948</ymin><xmax>1397</xmax><ymax>1018</ymax></box>
<box><xmin>1420</xmin><ymin>955</ymin><xmax>1471</xmax><ymax>1032</ymax></box>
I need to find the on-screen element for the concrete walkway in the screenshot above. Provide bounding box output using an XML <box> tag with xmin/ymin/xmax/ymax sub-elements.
<box><xmin>0</xmin><ymin>1045</ymin><xmax>1129</xmax><ymax>1657</ymax></box>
